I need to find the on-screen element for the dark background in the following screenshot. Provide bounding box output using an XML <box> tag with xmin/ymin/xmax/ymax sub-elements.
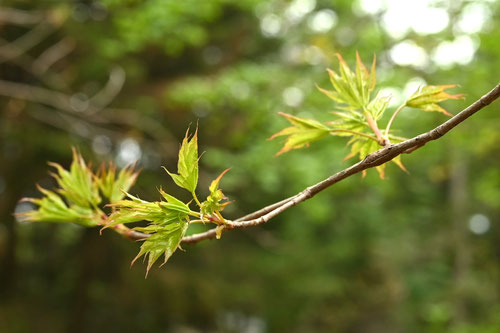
<box><xmin>1</xmin><ymin>0</ymin><xmax>499</xmax><ymax>332</ymax></box>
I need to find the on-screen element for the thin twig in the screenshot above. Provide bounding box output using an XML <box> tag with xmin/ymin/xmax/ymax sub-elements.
<box><xmin>364</xmin><ymin>111</ymin><xmax>390</xmax><ymax>145</ymax></box>
<box><xmin>384</xmin><ymin>103</ymin><xmax>406</xmax><ymax>137</ymax></box>
<box><xmin>180</xmin><ymin>82</ymin><xmax>500</xmax><ymax>244</ymax></box>
<box><xmin>234</xmin><ymin>195</ymin><xmax>299</xmax><ymax>222</ymax></box>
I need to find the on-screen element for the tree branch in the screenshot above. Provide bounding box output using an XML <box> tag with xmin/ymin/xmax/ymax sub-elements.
<box><xmin>0</xmin><ymin>22</ymin><xmax>54</xmax><ymax>64</ymax></box>
<box><xmin>32</xmin><ymin>38</ymin><xmax>75</xmax><ymax>75</ymax></box>
<box><xmin>0</xmin><ymin>66</ymin><xmax>125</xmax><ymax>114</ymax></box>
<box><xmin>180</xmin><ymin>82</ymin><xmax>500</xmax><ymax>244</ymax></box>
<box><xmin>0</xmin><ymin>7</ymin><xmax>43</xmax><ymax>25</ymax></box>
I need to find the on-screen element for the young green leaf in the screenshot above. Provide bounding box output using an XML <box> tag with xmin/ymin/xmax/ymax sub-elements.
<box><xmin>105</xmin><ymin>191</ymin><xmax>192</xmax><ymax>229</ymax></box>
<box><xmin>18</xmin><ymin>186</ymin><xmax>101</xmax><ymax>227</ymax></box>
<box><xmin>48</xmin><ymin>148</ymin><xmax>101</xmax><ymax>208</ymax></box>
<box><xmin>327</xmin><ymin>112</ymin><xmax>372</xmax><ymax>138</ymax></box>
<box><xmin>365</xmin><ymin>94</ymin><xmax>390</xmax><ymax>121</ymax></box>
<box><xmin>131</xmin><ymin>220</ymin><xmax>188</xmax><ymax>277</ymax></box>
<box><xmin>96</xmin><ymin>163</ymin><xmax>139</xmax><ymax>203</ymax></box>
<box><xmin>158</xmin><ymin>188</ymin><xmax>194</xmax><ymax>215</ymax></box>
<box><xmin>269</xmin><ymin>112</ymin><xmax>330</xmax><ymax>155</ymax></box>
<box><xmin>318</xmin><ymin>53</ymin><xmax>376</xmax><ymax>111</ymax></box>
<box><xmin>164</xmin><ymin>128</ymin><xmax>199</xmax><ymax>193</ymax></box>
<box><xmin>200</xmin><ymin>168</ymin><xmax>231</xmax><ymax>218</ymax></box>
<box><xmin>405</xmin><ymin>84</ymin><xmax>465</xmax><ymax>116</ymax></box>
<box><xmin>105</xmin><ymin>189</ymin><xmax>193</xmax><ymax>274</ymax></box>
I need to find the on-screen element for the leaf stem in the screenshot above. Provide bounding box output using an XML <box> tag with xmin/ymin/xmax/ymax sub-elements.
<box><xmin>364</xmin><ymin>111</ymin><xmax>389</xmax><ymax>146</ymax></box>
<box><xmin>189</xmin><ymin>219</ymin><xmax>208</xmax><ymax>224</ymax></box>
<box><xmin>189</xmin><ymin>211</ymin><xmax>201</xmax><ymax>218</ymax></box>
<box><xmin>215</xmin><ymin>210</ymin><xmax>227</xmax><ymax>224</ymax></box>
<box><xmin>329</xmin><ymin>129</ymin><xmax>379</xmax><ymax>142</ymax></box>
<box><xmin>384</xmin><ymin>103</ymin><xmax>406</xmax><ymax>137</ymax></box>
<box><xmin>192</xmin><ymin>191</ymin><xmax>202</xmax><ymax>208</ymax></box>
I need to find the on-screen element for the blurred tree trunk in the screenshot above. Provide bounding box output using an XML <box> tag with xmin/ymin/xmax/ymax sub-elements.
<box><xmin>449</xmin><ymin>147</ymin><xmax>470</xmax><ymax>325</ymax></box>
<box><xmin>0</xmin><ymin>150</ymin><xmax>21</xmax><ymax>298</ymax></box>
<box><xmin>66</xmin><ymin>228</ymin><xmax>97</xmax><ymax>333</ymax></box>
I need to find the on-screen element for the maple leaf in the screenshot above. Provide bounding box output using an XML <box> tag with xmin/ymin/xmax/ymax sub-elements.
<box><xmin>269</xmin><ymin>112</ymin><xmax>330</xmax><ymax>155</ymax></box>
<box><xmin>201</xmin><ymin>169</ymin><xmax>231</xmax><ymax>227</ymax></box>
<box><xmin>164</xmin><ymin>128</ymin><xmax>199</xmax><ymax>194</ymax></box>
<box><xmin>96</xmin><ymin>163</ymin><xmax>139</xmax><ymax>203</ymax></box>
<box><xmin>405</xmin><ymin>84</ymin><xmax>465</xmax><ymax>116</ymax></box>
<box><xmin>317</xmin><ymin>52</ymin><xmax>376</xmax><ymax>111</ymax></box>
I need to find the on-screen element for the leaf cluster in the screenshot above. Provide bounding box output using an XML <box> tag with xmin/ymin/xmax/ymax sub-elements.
<box><xmin>270</xmin><ymin>53</ymin><xmax>464</xmax><ymax>178</ymax></box>
<box><xmin>20</xmin><ymin>130</ymin><xmax>232</xmax><ymax>276</ymax></box>
<box><xmin>19</xmin><ymin>149</ymin><xmax>139</xmax><ymax>227</ymax></box>
<box><xmin>18</xmin><ymin>53</ymin><xmax>464</xmax><ymax>275</ymax></box>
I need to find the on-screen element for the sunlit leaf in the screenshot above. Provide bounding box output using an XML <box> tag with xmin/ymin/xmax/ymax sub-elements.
<box><xmin>327</xmin><ymin>112</ymin><xmax>371</xmax><ymax>137</ymax></box>
<box><xmin>405</xmin><ymin>84</ymin><xmax>465</xmax><ymax>116</ymax></box>
<box><xmin>96</xmin><ymin>163</ymin><xmax>139</xmax><ymax>203</ymax></box>
<box><xmin>48</xmin><ymin>148</ymin><xmax>101</xmax><ymax>208</ymax></box>
<box><xmin>201</xmin><ymin>168</ymin><xmax>231</xmax><ymax>218</ymax></box>
<box><xmin>269</xmin><ymin>112</ymin><xmax>330</xmax><ymax>155</ymax></box>
<box><xmin>366</xmin><ymin>94</ymin><xmax>390</xmax><ymax>121</ymax></box>
<box><xmin>131</xmin><ymin>220</ymin><xmax>188</xmax><ymax>277</ymax></box>
<box><xmin>106</xmin><ymin>191</ymin><xmax>191</xmax><ymax>228</ymax></box>
<box><xmin>318</xmin><ymin>53</ymin><xmax>376</xmax><ymax>111</ymax></box>
<box><xmin>18</xmin><ymin>186</ymin><xmax>100</xmax><ymax>227</ymax></box>
<box><xmin>158</xmin><ymin>188</ymin><xmax>193</xmax><ymax>215</ymax></box>
<box><xmin>164</xmin><ymin>128</ymin><xmax>199</xmax><ymax>193</ymax></box>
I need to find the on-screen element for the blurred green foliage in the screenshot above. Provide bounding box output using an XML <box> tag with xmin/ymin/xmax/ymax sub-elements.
<box><xmin>1</xmin><ymin>0</ymin><xmax>499</xmax><ymax>332</ymax></box>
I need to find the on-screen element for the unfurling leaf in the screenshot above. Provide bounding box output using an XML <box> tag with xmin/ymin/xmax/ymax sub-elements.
<box><xmin>18</xmin><ymin>186</ymin><xmax>101</xmax><ymax>227</ymax></box>
<box><xmin>269</xmin><ymin>112</ymin><xmax>330</xmax><ymax>155</ymax></box>
<box><xmin>327</xmin><ymin>112</ymin><xmax>371</xmax><ymax>137</ymax></box>
<box><xmin>48</xmin><ymin>148</ymin><xmax>101</xmax><ymax>208</ymax></box>
<box><xmin>105</xmin><ymin>190</ymin><xmax>193</xmax><ymax>275</ymax></box>
<box><xmin>131</xmin><ymin>220</ymin><xmax>188</xmax><ymax>277</ymax></box>
<box><xmin>366</xmin><ymin>94</ymin><xmax>390</xmax><ymax>121</ymax></box>
<box><xmin>164</xmin><ymin>128</ymin><xmax>199</xmax><ymax>193</ymax></box>
<box><xmin>201</xmin><ymin>168</ymin><xmax>231</xmax><ymax>218</ymax></box>
<box><xmin>105</xmin><ymin>191</ymin><xmax>192</xmax><ymax>229</ymax></box>
<box><xmin>18</xmin><ymin>149</ymin><xmax>104</xmax><ymax>226</ymax></box>
<box><xmin>274</xmin><ymin>53</ymin><xmax>417</xmax><ymax>179</ymax></box>
<box><xmin>96</xmin><ymin>163</ymin><xmax>139</xmax><ymax>203</ymax></box>
<box><xmin>318</xmin><ymin>52</ymin><xmax>376</xmax><ymax>111</ymax></box>
<box><xmin>405</xmin><ymin>84</ymin><xmax>465</xmax><ymax>116</ymax></box>
<box><xmin>158</xmin><ymin>188</ymin><xmax>193</xmax><ymax>215</ymax></box>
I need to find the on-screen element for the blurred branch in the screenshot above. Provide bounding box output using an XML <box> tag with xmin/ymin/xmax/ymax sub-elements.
<box><xmin>181</xmin><ymin>82</ymin><xmax>500</xmax><ymax>244</ymax></box>
<box><xmin>32</xmin><ymin>37</ymin><xmax>75</xmax><ymax>75</ymax></box>
<box><xmin>0</xmin><ymin>22</ymin><xmax>54</xmax><ymax>64</ymax></box>
<box><xmin>28</xmin><ymin>106</ymin><xmax>177</xmax><ymax>159</ymax></box>
<box><xmin>0</xmin><ymin>79</ymin><xmax>72</xmax><ymax>110</ymax></box>
<box><xmin>87</xmin><ymin>66</ymin><xmax>126</xmax><ymax>114</ymax></box>
<box><xmin>0</xmin><ymin>71</ymin><xmax>176</xmax><ymax>153</ymax></box>
<box><xmin>0</xmin><ymin>66</ymin><xmax>124</xmax><ymax>113</ymax></box>
<box><xmin>0</xmin><ymin>7</ymin><xmax>43</xmax><ymax>25</ymax></box>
